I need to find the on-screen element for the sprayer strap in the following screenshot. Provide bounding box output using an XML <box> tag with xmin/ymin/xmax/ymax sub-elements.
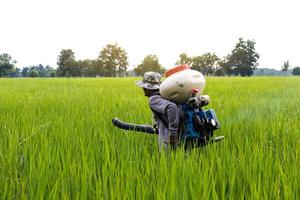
<box><xmin>150</xmin><ymin>108</ymin><xmax>169</xmax><ymax>129</ymax></box>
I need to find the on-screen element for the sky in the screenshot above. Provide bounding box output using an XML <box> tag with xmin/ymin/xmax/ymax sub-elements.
<box><xmin>1</xmin><ymin>0</ymin><xmax>299</xmax><ymax>70</ymax></box>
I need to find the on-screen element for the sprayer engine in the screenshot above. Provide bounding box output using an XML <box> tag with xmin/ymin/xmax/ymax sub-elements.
<box><xmin>179</xmin><ymin>89</ymin><xmax>221</xmax><ymax>144</ymax></box>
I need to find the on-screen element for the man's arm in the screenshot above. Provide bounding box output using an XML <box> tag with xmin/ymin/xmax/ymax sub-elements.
<box><xmin>165</xmin><ymin>103</ymin><xmax>180</xmax><ymax>136</ymax></box>
<box><xmin>149</xmin><ymin>95</ymin><xmax>180</xmax><ymax>148</ymax></box>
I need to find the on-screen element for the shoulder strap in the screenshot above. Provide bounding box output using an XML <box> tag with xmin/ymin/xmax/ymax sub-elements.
<box><xmin>150</xmin><ymin>107</ymin><xmax>169</xmax><ymax>128</ymax></box>
<box><xmin>151</xmin><ymin>106</ymin><xmax>186</xmax><ymax>139</ymax></box>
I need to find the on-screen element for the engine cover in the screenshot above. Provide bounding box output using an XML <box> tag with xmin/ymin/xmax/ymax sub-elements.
<box><xmin>179</xmin><ymin>103</ymin><xmax>220</xmax><ymax>140</ymax></box>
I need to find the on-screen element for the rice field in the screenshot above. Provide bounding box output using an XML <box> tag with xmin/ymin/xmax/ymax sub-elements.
<box><xmin>0</xmin><ymin>77</ymin><xmax>300</xmax><ymax>199</ymax></box>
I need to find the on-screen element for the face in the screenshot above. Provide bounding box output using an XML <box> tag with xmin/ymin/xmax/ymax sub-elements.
<box><xmin>143</xmin><ymin>88</ymin><xmax>152</xmax><ymax>97</ymax></box>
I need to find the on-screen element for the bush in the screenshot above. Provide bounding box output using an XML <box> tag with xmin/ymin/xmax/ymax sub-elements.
<box><xmin>292</xmin><ymin>67</ymin><xmax>300</xmax><ymax>76</ymax></box>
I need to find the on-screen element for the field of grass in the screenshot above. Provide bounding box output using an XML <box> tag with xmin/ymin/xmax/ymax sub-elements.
<box><xmin>0</xmin><ymin>77</ymin><xmax>300</xmax><ymax>199</ymax></box>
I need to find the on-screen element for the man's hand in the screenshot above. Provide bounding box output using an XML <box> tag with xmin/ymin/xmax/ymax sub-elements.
<box><xmin>169</xmin><ymin>133</ymin><xmax>179</xmax><ymax>150</ymax></box>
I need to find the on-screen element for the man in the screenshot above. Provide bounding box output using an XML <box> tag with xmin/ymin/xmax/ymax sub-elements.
<box><xmin>136</xmin><ymin>71</ymin><xmax>180</xmax><ymax>150</ymax></box>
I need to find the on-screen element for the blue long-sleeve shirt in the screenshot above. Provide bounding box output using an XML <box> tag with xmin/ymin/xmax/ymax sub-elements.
<box><xmin>149</xmin><ymin>93</ymin><xmax>180</xmax><ymax>146</ymax></box>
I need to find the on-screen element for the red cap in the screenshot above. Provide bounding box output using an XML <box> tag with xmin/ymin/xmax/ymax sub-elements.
<box><xmin>192</xmin><ymin>88</ymin><xmax>199</xmax><ymax>94</ymax></box>
<box><xmin>164</xmin><ymin>64</ymin><xmax>190</xmax><ymax>78</ymax></box>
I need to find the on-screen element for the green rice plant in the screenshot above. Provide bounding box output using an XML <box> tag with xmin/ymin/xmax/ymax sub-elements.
<box><xmin>0</xmin><ymin>77</ymin><xmax>300</xmax><ymax>199</ymax></box>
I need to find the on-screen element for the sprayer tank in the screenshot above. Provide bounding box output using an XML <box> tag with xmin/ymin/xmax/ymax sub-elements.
<box><xmin>159</xmin><ymin>66</ymin><xmax>206</xmax><ymax>103</ymax></box>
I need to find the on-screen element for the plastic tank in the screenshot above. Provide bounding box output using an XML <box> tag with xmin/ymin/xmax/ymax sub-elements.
<box><xmin>160</xmin><ymin>65</ymin><xmax>205</xmax><ymax>103</ymax></box>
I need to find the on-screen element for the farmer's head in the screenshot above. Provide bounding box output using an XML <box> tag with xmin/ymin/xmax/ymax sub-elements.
<box><xmin>135</xmin><ymin>72</ymin><xmax>161</xmax><ymax>97</ymax></box>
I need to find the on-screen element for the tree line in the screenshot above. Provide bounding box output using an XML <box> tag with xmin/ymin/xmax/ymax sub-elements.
<box><xmin>1</xmin><ymin>38</ymin><xmax>300</xmax><ymax>77</ymax></box>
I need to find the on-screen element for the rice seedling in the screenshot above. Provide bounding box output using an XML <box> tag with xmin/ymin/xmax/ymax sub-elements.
<box><xmin>0</xmin><ymin>77</ymin><xmax>299</xmax><ymax>199</ymax></box>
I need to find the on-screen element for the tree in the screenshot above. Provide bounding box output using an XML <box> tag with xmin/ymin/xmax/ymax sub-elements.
<box><xmin>20</xmin><ymin>64</ymin><xmax>56</xmax><ymax>77</ymax></box>
<box><xmin>77</xmin><ymin>59</ymin><xmax>98</xmax><ymax>77</ymax></box>
<box><xmin>0</xmin><ymin>53</ymin><xmax>16</xmax><ymax>77</ymax></box>
<box><xmin>45</xmin><ymin>65</ymin><xmax>56</xmax><ymax>77</ymax></box>
<box><xmin>176</xmin><ymin>53</ymin><xmax>192</xmax><ymax>66</ymax></box>
<box><xmin>134</xmin><ymin>54</ymin><xmax>165</xmax><ymax>76</ymax></box>
<box><xmin>202</xmin><ymin>53</ymin><xmax>220</xmax><ymax>75</ymax></box>
<box><xmin>191</xmin><ymin>53</ymin><xmax>219</xmax><ymax>76</ymax></box>
<box><xmin>49</xmin><ymin>71</ymin><xmax>56</xmax><ymax>77</ymax></box>
<box><xmin>281</xmin><ymin>60</ymin><xmax>290</xmax><ymax>72</ymax></box>
<box><xmin>221</xmin><ymin>38</ymin><xmax>259</xmax><ymax>76</ymax></box>
<box><xmin>218</xmin><ymin>59</ymin><xmax>232</xmax><ymax>76</ymax></box>
<box><xmin>94</xmin><ymin>60</ymin><xmax>104</xmax><ymax>77</ymax></box>
<box><xmin>22</xmin><ymin>67</ymin><xmax>30</xmax><ymax>77</ymax></box>
<box><xmin>13</xmin><ymin>68</ymin><xmax>22</xmax><ymax>77</ymax></box>
<box><xmin>191</xmin><ymin>56</ymin><xmax>203</xmax><ymax>73</ymax></box>
<box><xmin>292</xmin><ymin>67</ymin><xmax>300</xmax><ymax>75</ymax></box>
<box><xmin>32</xmin><ymin>64</ymin><xmax>47</xmax><ymax>77</ymax></box>
<box><xmin>56</xmin><ymin>49</ymin><xmax>78</xmax><ymax>77</ymax></box>
<box><xmin>29</xmin><ymin>70</ymin><xmax>39</xmax><ymax>77</ymax></box>
<box><xmin>214</xmin><ymin>67</ymin><xmax>225</xmax><ymax>76</ymax></box>
<box><xmin>98</xmin><ymin>43</ymin><xmax>128</xmax><ymax>77</ymax></box>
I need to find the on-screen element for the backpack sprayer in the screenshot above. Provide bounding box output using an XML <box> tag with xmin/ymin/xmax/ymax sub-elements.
<box><xmin>112</xmin><ymin>89</ymin><xmax>224</xmax><ymax>146</ymax></box>
<box><xmin>112</xmin><ymin>65</ymin><xmax>224</xmax><ymax>147</ymax></box>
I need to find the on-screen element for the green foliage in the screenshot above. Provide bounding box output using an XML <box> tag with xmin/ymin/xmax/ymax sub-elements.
<box><xmin>134</xmin><ymin>54</ymin><xmax>165</xmax><ymax>76</ymax></box>
<box><xmin>29</xmin><ymin>70</ymin><xmax>39</xmax><ymax>77</ymax></box>
<box><xmin>22</xmin><ymin>65</ymin><xmax>56</xmax><ymax>77</ymax></box>
<box><xmin>56</xmin><ymin>49</ymin><xmax>78</xmax><ymax>77</ymax></box>
<box><xmin>49</xmin><ymin>71</ymin><xmax>56</xmax><ymax>77</ymax></box>
<box><xmin>0</xmin><ymin>77</ymin><xmax>300</xmax><ymax>199</ymax></box>
<box><xmin>57</xmin><ymin>49</ymin><xmax>75</xmax><ymax>68</ymax></box>
<box><xmin>176</xmin><ymin>52</ymin><xmax>220</xmax><ymax>76</ymax></box>
<box><xmin>214</xmin><ymin>67</ymin><xmax>225</xmax><ymax>76</ymax></box>
<box><xmin>76</xmin><ymin>59</ymin><xmax>98</xmax><ymax>77</ymax></box>
<box><xmin>55</xmin><ymin>44</ymin><xmax>127</xmax><ymax>77</ymax></box>
<box><xmin>292</xmin><ymin>67</ymin><xmax>300</xmax><ymax>75</ymax></box>
<box><xmin>191</xmin><ymin>53</ymin><xmax>220</xmax><ymax>76</ymax></box>
<box><xmin>176</xmin><ymin>53</ymin><xmax>192</xmax><ymax>66</ymax></box>
<box><xmin>0</xmin><ymin>53</ymin><xmax>16</xmax><ymax>77</ymax></box>
<box><xmin>98</xmin><ymin>43</ymin><xmax>128</xmax><ymax>77</ymax></box>
<box><xmin>21</xmin><ymin>67</ymin><xmax>30</xmax><ymax>77</ymax></box>
<box><xmin>281</xmin><ymin>60</ymin><xmax>290</xmax><ymax>72</ymax></box>
<box><xmin>221</xmin><ymin>38</ymin><xmax>259</xmax><ymax>76</ymax></box>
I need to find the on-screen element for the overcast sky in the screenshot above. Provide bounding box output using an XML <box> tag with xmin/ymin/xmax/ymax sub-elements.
<box><xmin>1</xmin><ymin>0</ymin><xmax>299</xmax><ymax>70</ymax></box>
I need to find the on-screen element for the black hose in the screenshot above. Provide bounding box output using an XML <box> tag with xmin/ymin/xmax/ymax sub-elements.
<box><xmin>112</xmin><ymin>118</ymin><xmax>157</xmax><ymax>134</ymax></box>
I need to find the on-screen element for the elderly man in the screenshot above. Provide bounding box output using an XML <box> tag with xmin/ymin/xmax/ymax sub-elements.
<box><xmin>136</xmin><ymin>72</ymin><xmax>180</xmax><ymax>150</ymax></box>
